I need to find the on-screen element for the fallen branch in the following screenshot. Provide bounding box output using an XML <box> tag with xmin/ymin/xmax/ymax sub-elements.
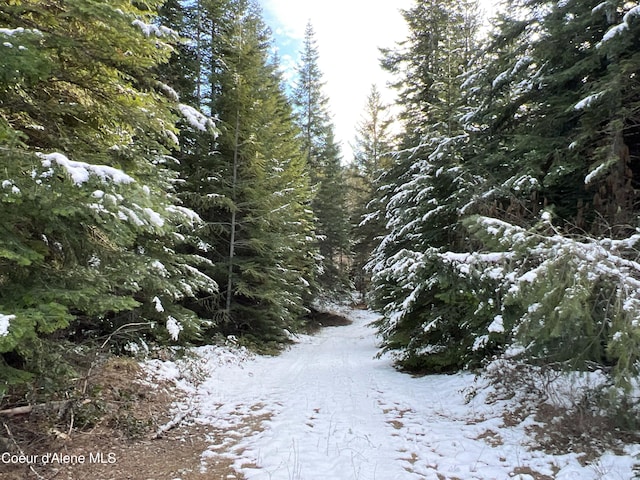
<box><xmin>0</xmin><ymin>399</ymin><xmax>90</xmax><ymax>417</ymax></box>
<box><xmin>150</xmin><ymin>409</ymin><xmax>190</xmax><ymax>439</ymax></box>
<box><xmin>0</xmin><ymin>405</ymin><xmax>34</xmax><ymax>416</ymax></box>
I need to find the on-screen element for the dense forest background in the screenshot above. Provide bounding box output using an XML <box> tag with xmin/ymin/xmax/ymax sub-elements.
<box><xmin>2</xmin><ymin>0</ymin><xmax>640</xmax><ymax>412</ymax></box>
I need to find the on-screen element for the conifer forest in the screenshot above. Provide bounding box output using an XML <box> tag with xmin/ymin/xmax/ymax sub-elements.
<box><xmin>3</xmin><ymin>0</ymin><xmax>640</xmax><ymax>470</ymax></box>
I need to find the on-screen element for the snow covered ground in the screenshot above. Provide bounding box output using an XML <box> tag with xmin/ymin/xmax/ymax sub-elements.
<box><xmin>145</xmin><ymin>308</ymin><xmax>639</xmax><ymax>480</ymax></box>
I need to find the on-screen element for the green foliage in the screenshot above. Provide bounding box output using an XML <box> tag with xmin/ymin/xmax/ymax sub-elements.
<box><xmin>368</xmin><ymin>0</ymin><xmax>485</xmax><ymax>373</ymax></box>
<box><xmin>0</xmin><ymin>0</ymin><xmax>220</xmax><ymax>392</ymax></box>
<box><xmin>376</xmin><ymin>208</ymin><xmax>640</xmax><ymax>383</ymax></box>
<box><xmin>463</xmin><ymin>214</ymin><xmax>640</xmax><ymax>389</ymax></box>
<box><xmin>211</xmin><ymin>1</ymin><xmax>316</xmax><ymax>338</ymax></box>
<box><xmin>369</xmin><ymin>0</ymin><xmax>640</xmax><ymax>405</ymax></box>
<box><xmin>348</xmin><ymin>85</ymin><xmax>395</xmax><ymax>300</ymax></box>
<box><xmin>372</xmin><ymin>248</ymin><xmax>504</xmax><ymax>372</ymax></box>
<box><xmin>464</xmin><ymin>0</ymin><xmax>640</xmax><ymax>232</ymax></box>
<box><xmin>0</xmin><ymin>27</ymin><xmax>49</xmax><ymax>87</ymax></box>
<box><xmin>0</xmin><ymin>0</ymin><xmax>327</xmax><ymax>401</ymax></box>
<box><xmin>314</xmin><ymin>132</ymin><xmax>350</xmax><ymax>289</ymax></box>
<box><xmin>160</xmin><ymin>0</ymin><xmax>318</xmax><ymax>342</ymax></box>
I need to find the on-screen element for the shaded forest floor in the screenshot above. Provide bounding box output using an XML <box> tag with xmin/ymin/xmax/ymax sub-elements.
<box><xmin>1</xmin><ymin>358</ymin><xmax>244</xmax><ymax>480</ymax></box>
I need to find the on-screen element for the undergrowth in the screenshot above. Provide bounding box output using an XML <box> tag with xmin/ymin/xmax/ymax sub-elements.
<box><xmin>484</xmin><ymin>358</ymin><xmax>640</xmax><ymax>462</ymax></box>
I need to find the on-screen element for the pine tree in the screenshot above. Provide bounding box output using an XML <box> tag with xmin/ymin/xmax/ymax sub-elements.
<box><xmin>156</xmin><ymin>0</ymin><xmax>201</xmax><ymax>107</ymax></box>
<box><xmin>371</xmin><ymin>0</ymin><xmax>640</xmax><ymax>374</ymax></box>
<box><xmin>294</xmin><ymin>22</ymin><xmax>331</xmax><ymax>180</ymax></box>
<box><xmin>292</xmin><ymin>22</ymin><xmax>350</xmax><ymax>293</ymax></box>
<box><xmin>314</xmin><ymin>130</ymin><xmax>350</xmax><ymax>288</ymax></box>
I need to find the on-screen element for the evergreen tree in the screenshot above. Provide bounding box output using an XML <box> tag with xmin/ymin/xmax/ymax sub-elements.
<box><xmin>454</xmin><ymin>0</ymin><xmax>640</xmax><ymax>385</ymax></box>
<box><xmin>153</xmin><ymin>0</ymin><xmax>229</xmax><ymax>328</ymax></box>
<box><xmin>352</xmin><ymin>85</ymin><xmax>394</xmax><ymax>180</ymax></box>
<box><xmin>156</xmin><ymin>0</ymin><xmax>202</xmax><ymax>107</ymax></box>
<box><xmin>348</xmin><ymin>85</ymin><xmax>394</xmax><ymax>301</ymax></box>
<box><xmin>314</xmin><ymin>130</ymin><xmax>350</xmax><ymax>287</ymax></box>
<box><xmin>369</xmin><ymin>0</ymin><xmax>485</xmax><ymax>372</ymax></box>
<box><xmin>368</xmin><ymin>0</ymin><xmax>640</xmax><ymax>386</ymax></box>
<box><xmin>294</xmin><ymin>22</ymin><xmax>331</xmax><ymax>179</ymax></box>
<box><xmin>292</xmin><ymin>22</ymin><xmax>350</xmax><ymax>292</ymax></box>
<box><xmin>175</xmin><ymin>0</ymin><xmax>317</xmax><ymax>341</ymax></box>
<box><xmin>0</xmin><ymin>0</ymin><xmax>219</xmax><ymax>389</ymax></box>
<box><xmin>465</xmin><ymin>0</ymin><xmax>640</xmax><ymax>233</ymax></box>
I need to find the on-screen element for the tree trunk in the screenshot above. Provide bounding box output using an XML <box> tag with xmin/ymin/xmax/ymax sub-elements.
<box><xmin>226</xmin><ymin>107</ymin><xmax>241</xmax><ymax>312</ymax></box>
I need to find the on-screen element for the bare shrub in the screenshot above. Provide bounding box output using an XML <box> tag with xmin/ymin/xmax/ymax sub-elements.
<box><xmin>485</xmin><ymin>358</ymin><xmax>638</xmax><ymax>459</ymax></box>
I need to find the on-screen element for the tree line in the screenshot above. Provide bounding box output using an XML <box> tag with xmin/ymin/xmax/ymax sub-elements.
<box><xmin>363</xmin><ymin>0</ymin><xmax>640</xmax><ymax>401</ymax></box>
<box><xmin>0</xmin><ymin>0</ymin><xmax>351</xmax><ymax>397</ymax></box>
<box><xmin>3</xmin><ymin>0</ymin><xmax>640</xmax><ymax>409</ymax></box>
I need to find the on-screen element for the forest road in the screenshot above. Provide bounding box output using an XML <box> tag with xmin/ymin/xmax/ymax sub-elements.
<box><xmin>190</xmin><ymin>308</ymin><xmax>495</xmax><ymax>480</ymax></box>
<box><xmin>153</xmin><ymin>306</ymin><xmax>639</xmax><ymax>480</ymax></box>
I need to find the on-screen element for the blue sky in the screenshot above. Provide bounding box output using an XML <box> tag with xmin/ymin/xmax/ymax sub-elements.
<box><xmin>261</xmin><ymin>8</ymin><xmax>300</xmax><ymax>87</ymax></box>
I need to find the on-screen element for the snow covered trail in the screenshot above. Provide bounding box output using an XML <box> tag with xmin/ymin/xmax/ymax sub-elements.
<box><xmin>147</xmin><ymin>308</ymin><xmax>638</xmax><ymax>480</ymax></box>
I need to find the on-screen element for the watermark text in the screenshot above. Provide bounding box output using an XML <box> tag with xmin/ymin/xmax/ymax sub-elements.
<box><xmin>1</xmin><ymin>451</ymin><xmax>117</xmax><ymax>465</ymax></box>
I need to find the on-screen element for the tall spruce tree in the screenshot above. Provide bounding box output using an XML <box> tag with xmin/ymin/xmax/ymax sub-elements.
<box><xmin>369</xmin><ymin>0</ymin><xmax>485</xmax><ymax>372</ymax></box>
<box><xmin>464</xmin><ymin>0</ymin><xmax>640</xmax><ymax>233</ymax></box>
<box><xmin>294</xmin><ymin>22</ymin><xmax>331</xmax><ymax>180</ymax></box>
<box><xmin>172</xmin><ymin>0</ymin><xmax>317</xmax><ymax>341</ymax></box>
<box><xmin>292</xmin><ymin>22</ymin><xmax>350</xmax><ymax>292</ymax></box>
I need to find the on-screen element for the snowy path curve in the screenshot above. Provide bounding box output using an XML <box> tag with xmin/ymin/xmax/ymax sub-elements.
<box><xmin>152</xmin><ymin>308</ymin><xmax>637</xmax><ymax>480</ymax></box>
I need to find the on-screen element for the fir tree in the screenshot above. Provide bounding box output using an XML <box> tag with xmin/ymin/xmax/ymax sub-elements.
<box><xmin>465</xmin><ymin>0</ymin><xmax>640</xmax><ymax>233</ymax></box>
<box><xmin>178</xmin><ymin>0</ymin><xmax>317</xmax><ymax>341</ymax></box>
<box><xmin>314</xmin><ymin>130</ymin><xmax>350</xmax><ymax>288</ymax></box>
<box><xmin>0</xmin><ymin>0</ymin><xmax>218</xmax><ymax>389</ymax></box>
<box><xmin>156</xmin><ymin>0</ymin><xmax>201</xmax><ymax>107</ymax></box>
<box><xmin>453</xmin><ymin>0</ymin><xmax>640</xmax><ymax>386</ymax></box>
<box><xmin>369</xmin><ymin>0</ymin><xmax>484</xmax><ymax>372</ymax></box>
<box><xmin>294</xmin><ymin>22</ymin><xmax>331</xmax><ymax>180</ymax></box>
<box><xmin>370</xmin><ymin>0</ymin><xmax>640</xmax><ymax>388</ymax></box>
<box><xmin>153</xmin><ymin>0</ymin><xmax>229</xmax><ymax>328</ymax></box>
